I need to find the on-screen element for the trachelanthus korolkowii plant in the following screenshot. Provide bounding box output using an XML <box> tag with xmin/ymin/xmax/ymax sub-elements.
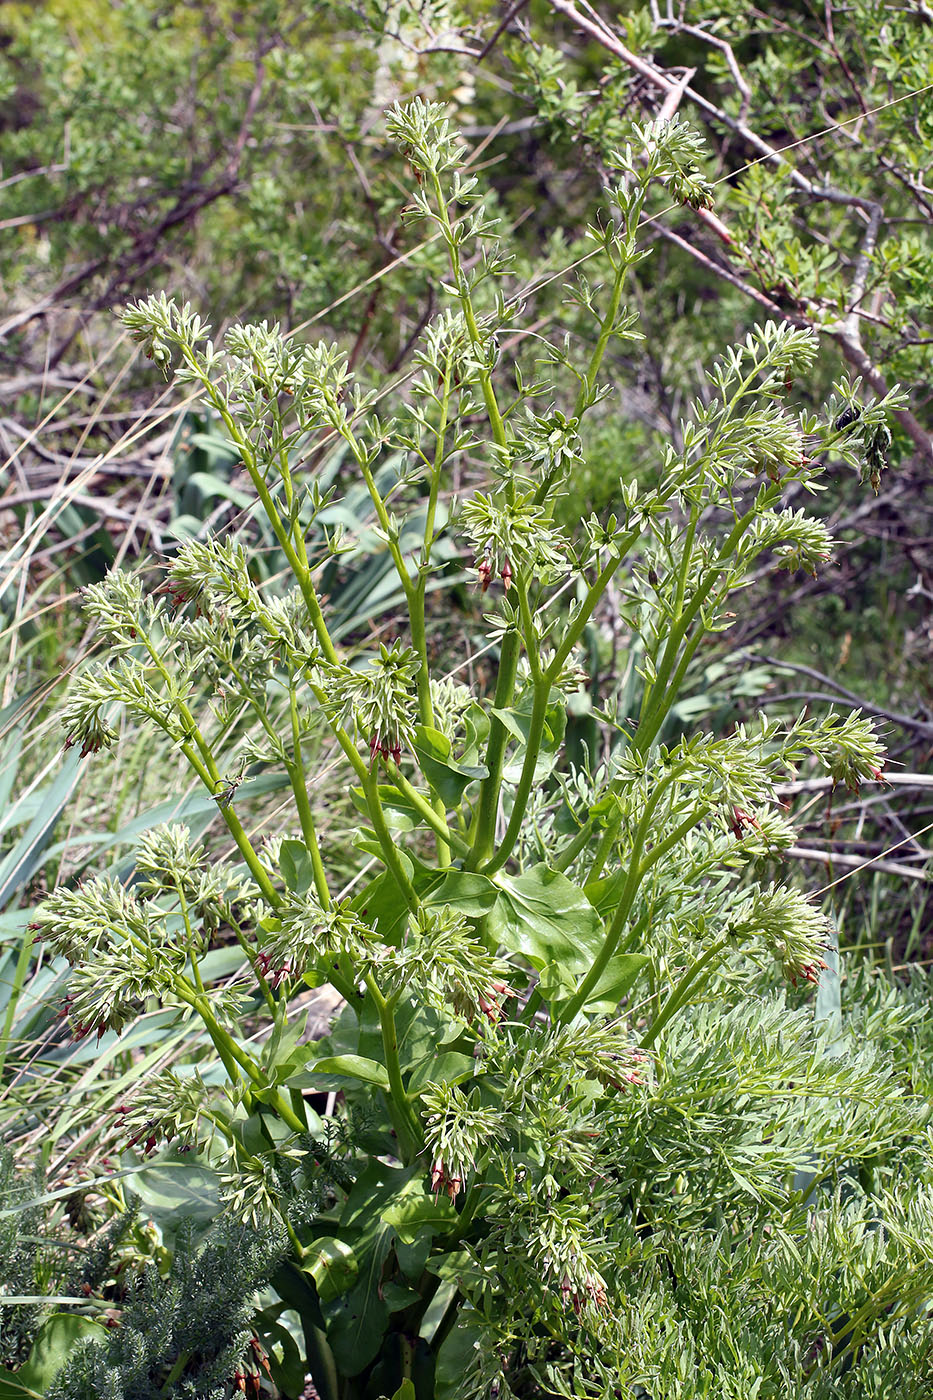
<box><xmin>30</xmin><ymin>100</ymin><xmax>933</xmax><ymax>1399</ymax></box>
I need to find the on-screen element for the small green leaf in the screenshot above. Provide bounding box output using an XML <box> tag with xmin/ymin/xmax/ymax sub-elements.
<box><xmin>131</xmin><ymin>1162</ymin><xmax>220</xmax><ymax>1226</ymax></box>
<box><xmin>327</xmin><ymin>1279</ymin><xmax>389</xmax><ymax>1376</ymax></box>
<box><xmin>382</xmin><ymin>1181</ymin><xmax>458</xmax><ymax>1244</ymax></box>
<box><xmin>536</xmin><ymin>961</ymin><xmax>571</xmax><ymax>1004</ymax></box>
<box><xmin>413</xmin><ymin>726</ymin><xmax>488</xmax><ymax>807</ymax></box>
<box><xmin>271</xmin><ymin>1260</ymin><xmax>325</xmax><ymax>1331</ymax></box>
<box><xmin>354</xmin><ymin>834</ymin><xmax>414</xmax><ymax>879</ymax></box>
<box><xmin>382</xmin><ymin>1282</ymin><xmax>421</xmax><ymax>1313</ymax></box>
<box><xmin>406</xmin><ymin>1051</ymin><xmax>476</xmax><ymax>1093</ymax></box>
<box><xmin>547</xmin><ymin>953</ymin><xmax>649</xmax><ymax>1014</ymax></box>
<box><xmin>357</xmin><ymin>995</ymin><xmax>451</xmax><ymax>1073</ymax></box>
<box><xmin>422</xmin><ymin>870</ymin><xmax>498</xmax><ymax>918</ymax></box>
<box><xmin>351</xmin><ymin>871</ymin><xmax>410</xmax><ymax>943</ymax></box>
<box><xmin>391</xmin><ymin>1382</ymin><xmax>417</xmax><ymax>1400</ymax></box>
<box><xmin>583</xmin><ymin>867</ymin><xmax>627</xmax><ymax>917</ymax></box>
<box><xmin>279</xmin><ymin>839</ymin><xmax>315</xmax><ymax>895</ymax></box>
<box><xmin>291</xmin><ymin>1055</ymin><xmax>390</xmax><ymax>1090</ymax></box>
<box><xmin>583</xmin><ymin>952</ymin><xmax>648</xmax><ymax>1011</ymax></box>
<box><xmin>254</xmin><ymin>1313</ymin><xmax>306</xmax><ymax>1397</ymax></box>
<box><xmin>350</xmin><ymin>785</ymin><xmax>418</xmax><ymax>831</ymax></box>
<box><xmin>303</xmin><ymin>1236</ymin><xmax>359</xmax><ymax>1303</ymax></box>
<box><xmin>490</xmin><ymin>689</ymin><xmax>565</xmax><ymax>752</ymax></box>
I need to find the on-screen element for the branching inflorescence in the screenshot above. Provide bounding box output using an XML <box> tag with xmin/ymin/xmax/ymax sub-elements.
<box><xmin>32</xmin><ymin>101</ymin><xmax>923</xmax><ymax>1396</ymax></box>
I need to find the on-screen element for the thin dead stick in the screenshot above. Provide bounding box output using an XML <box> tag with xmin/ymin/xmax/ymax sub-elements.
<box><xmin>811</xmin><ymin>818</ymin><xmax>933</xmax><ymax>896</ymax></box>
<box><xmin>787</xmin><ymin>846</ymin><xmax>929</xmax><ymax>882</ymax></box>
<box><xmin>776</xmin><ymin>774</ymin><xmax>933</xmax><ymax>796</ymax></box>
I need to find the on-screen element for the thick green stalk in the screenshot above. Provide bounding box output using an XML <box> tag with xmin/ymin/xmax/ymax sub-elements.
<box><xmin>480</xmin><ymin>572</ymin><xmax>548</xmax><ymax>873</ymax></box>
<box><xmin>482</xmin><ymin>674</ymin><xmax>550</xmax><ymax>875</ymax></box>
<box><xmin>534</xmin><ymin>244</ymin><xmax>635</xmax><ymax>511</ymax></box>
<box><xmin>636</xmin><ymin>484</ymin><xmax>782</xmax><ymax>757</ymax></box>
<box><xmin>412</xmin><ymin>380</ymin><xmax>453</xmax><ymax>864</ymax></box>
<box><xmin>429</xmin><ymin>173</ymin><xmax>508</xmax><ymax>454</ymax></box>
<box><xmin>552</xmin><ymin>815</ymin><xmax>598</xmax><ymax>874</ymax></box>
<box><xmin>468</xmin><ymin>629</ymin><xmax>521</xmax><ymax>867</ymax></box>
<box><xmin>384</xmin><ymin>761</ymin><xmax>470</xmax><ymax>857</ymax></box>
<box><xmin>576</xmin><ymin>250</ymin><xmax>632</xmax><ymax>418</ymax></box>
<box><xmin>298</xmin><ymin>669</ymin><xmax>422</xmax><ymax>911</ymax></box>
<box><xmin>585</xmin><ymin>759</ymin><xmax>683</xmax><ymax>890</ymax></box>
<box><xmin>229</xmin><ymin>921</ymin><xmax>277</xmax><ymax>1015</ymax></box>
<box><xmin>345</xmin><ymin>379</ymin><xmax>454</xmax><ymax>866</ymax></box>
<box><xmin>288</xmin><ymin>682</ymin><xmax>331</xmax><ymax>907</ymax></box>
<box><xmin>427</xmin><ymin>171</ymin><xmax>528</xmax><ymax>869</ymax></box>
<box><xmin>550</xmin><ymin>532</ymin><xmax>641</xmax><ymax>676</ymax></box>
<box><xmin>178</xmin><ymin>889</ymin><xmax>205</xmax><ymax>995</ymax></box>
<box><xmin>638</xmin><ymin>503</ymin><xmax>699</xmax><ymax>730</ymax></box>
<box><xmin>472</xmin><ymin>535</ymin><xmax>642</xmax><ymax>871</ymax></box>
<box><xmin>186</xmin><ymin>352</ymin><xmax>339</xmax><ymax>666</ymax></box>
<box><xmin>364</xmin><ymin>974</ymin><xmax>422</xmax><ymax>1160</ymax></box>
<box><xmin>563</xmin><ymin>797</ymin><xmax>702</xmax><ymax>1022</ymax></box>
<box><xmin>160</xmin><ymin>1351</ymin><xmax>192</xmax><ymax>1394</ymax></box>
<box><xmin>136</xmin><ymin>629</ymin><xmax>281</xmax><ymax>907</ymax></box>
<box><xmin>585</xmin><ymin>819</ymin><xmax>619</xmax><ymax>889</ymax></box>
<box><xmin>361</xmin><ymin>767</ymin><xmax>419</xmax><ymax>912</ymax></box>
<box><xmin>185</xmin><ymin>989</ymin><xmax>307</xmax><ymax>1135</ymax></box>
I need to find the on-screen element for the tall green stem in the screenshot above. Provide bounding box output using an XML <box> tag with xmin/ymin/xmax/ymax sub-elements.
<box><xmin>482</xmin><ymin>674</ymin><xmax>550</xmax><ymax>876</ymax></box>
<box><xmin>364</xmin><ymin>974</ymin><xmax>421</xmax><ymax>1160</ymax></box>
<box><xmin>184</xmin><ymin>349</ymin><xmax>339</xmax><ymax>667</ymax></box>
<box><xmin>468</xmin><ymin>629</ymin><xmax>521</xmax><ymax>867</ymax></box>
<box><xmin>138</xmin><ymin>628</ymin><xmax>281</xmax><ymax>908</ymax></box>
<box><xmin>177</xmin><ymin>985</ymin><xmax>306</xmax><ymax>1134</ymax></box>
<box><xmin>429</xmin><ymin>174</ymin><xmax>508</xmax><ymax>454</ymax></box>
<box><xmin>361</xmin><ymin>767</ymin><xmax>419</xmax><ymax>911</ymax></box>
<box><xmin>288</xmin><ymin>682</ymin><xmax>331</xmax><ymax>907</ymax></box>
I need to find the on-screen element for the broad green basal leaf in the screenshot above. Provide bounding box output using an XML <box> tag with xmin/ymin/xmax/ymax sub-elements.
<box><xmin>489</xmin><ymin>864</ymin><xmax>604</xmax><ymax>972</ymax></box>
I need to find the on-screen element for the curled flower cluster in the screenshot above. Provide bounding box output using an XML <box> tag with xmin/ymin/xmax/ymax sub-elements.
<box><xmin>258</xmin><ymin>896</ymin><xmax>372</xmax><ymax>988</ymax></box>
<box><xmin>112</xmin><ymin>1069</ymin><xmax>208</xmax><ymax>1157</ymax></box>
<box><xmin>323</xmin><ymin>642</ymin><xmax>421</xmax><ymax>765</ymax></box>
<box><xmin>559</xmin><ymin>1265</ymin><xmax>609</xmax><ymax>1319</ymax></box>
<box><xmin>376</xmin><ymin>905</ymin><xmax>514</xmax><ymax>1026</ymax></box>
<box><xmin>731</xmin><ymin>883</ymin><xmax>833</xmax><ymax>988</ymax></box>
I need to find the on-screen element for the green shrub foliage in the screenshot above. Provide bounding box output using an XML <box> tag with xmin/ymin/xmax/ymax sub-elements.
<box><xmin>47</xmin><ymin>1217</ymin><xmax>286</xmax><ymax>1400</ymax></box>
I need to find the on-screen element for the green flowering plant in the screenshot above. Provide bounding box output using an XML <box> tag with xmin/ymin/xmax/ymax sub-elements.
<box><xmin>29</xmin><ymin>102</ymin><xmax>931</xmax><ymax>1399</ymax></box>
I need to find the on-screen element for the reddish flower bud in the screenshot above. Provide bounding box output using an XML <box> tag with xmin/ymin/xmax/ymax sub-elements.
<box><xmin>429</xmin><ymin>1159</ymin><xmax>463</xmax><ymax>1200</ymax></box>
<box><xmin>730</xmin><ymin>805</ymin><xmax>760</xmax><ymax>839</ymax></box>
